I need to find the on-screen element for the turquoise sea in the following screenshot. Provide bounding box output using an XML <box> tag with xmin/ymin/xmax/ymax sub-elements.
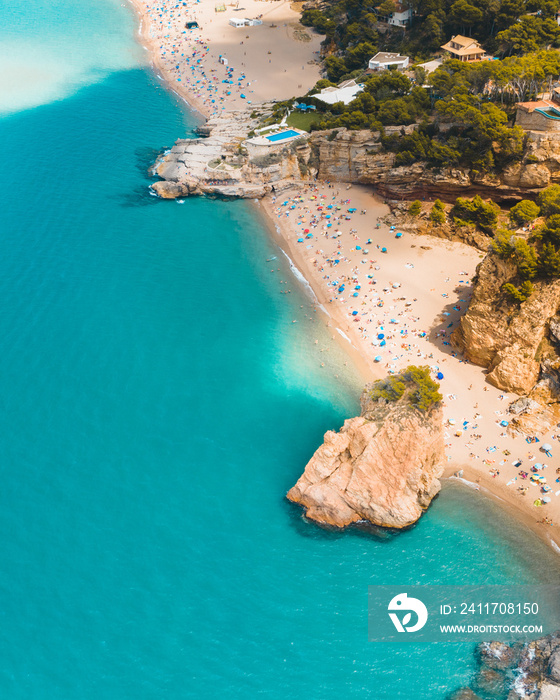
<box><xmin>1</xmin><ymin>1</ymin><xmax>559</xmax><ymax>697</ymax></box>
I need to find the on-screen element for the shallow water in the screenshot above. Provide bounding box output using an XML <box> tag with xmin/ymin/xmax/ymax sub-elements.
<box><xmin>1</xmin><ymin>1</ymin><xmax>559</xmax><ymax>698</ymax></box>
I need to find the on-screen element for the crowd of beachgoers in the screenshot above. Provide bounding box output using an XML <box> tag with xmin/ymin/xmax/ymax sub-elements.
<box><xmin>263</xmin><ymin>183</ymin><xmax>560</xmax><ymax>542</ymax></box>
<box><xmin>129</xmin><ymin>0</ymin><xmax>321</xmax><ymax>117</ymax></box>
<box><xmin>128</xmin><ymin>0</ymin><xmax>560</xmax><ymax>546</ymax></box>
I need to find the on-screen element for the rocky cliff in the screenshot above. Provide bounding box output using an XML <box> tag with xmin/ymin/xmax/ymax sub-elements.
<box><xmin>451</xmin><ymin>633</ymin><xmax>560</xmax><ymax>700</ymax></box>
<box><xmin>286</xmin><ymin>384</ymin><xmax>444</xmax><ymax>529</ymax></box>
<box><xmin>151</xmin><ymin>112</ymin><xmax>560</xmax><ymax>202</ymax></box>
<box><xmin>451</xmin><ymin>252</ymin><xmax>560</xmax><ymax>400</ymax></box>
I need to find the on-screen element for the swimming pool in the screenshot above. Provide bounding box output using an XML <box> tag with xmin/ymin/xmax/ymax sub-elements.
<box><xmin>266</xmin><ymin>129</ymin><xmax>300</xmax><ymax>142</ymax></box>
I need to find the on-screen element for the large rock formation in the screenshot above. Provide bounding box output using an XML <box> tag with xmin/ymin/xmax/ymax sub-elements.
<box><xmin>452</xmin><ymin>633</ymin><xmax>560</xmax><ymax>700</ymax></box>
<box><xmin>152</xmin><ymin>114</ymin><xmax>560</xmax><ymax>202</ymax></box>
<box><xmin>286</xmin><ymin>385</ymin><xmax>444</xmax><ymax>529</ymax></box>
<box><xmin>451</xmin><ymin>252</ymin><xmax>560</xmax><ymax>395</ymax></box>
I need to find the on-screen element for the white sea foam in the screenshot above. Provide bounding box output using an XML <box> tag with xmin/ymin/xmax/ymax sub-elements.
<box><xmin>279</xmin><ymin>248</ymin><xmax>318</xmax><ymax>303</ymax></box>
<box><xmin>336</xmin><ymin>328</ymin><xmax>352</xmax><ymax>343</ymax></box>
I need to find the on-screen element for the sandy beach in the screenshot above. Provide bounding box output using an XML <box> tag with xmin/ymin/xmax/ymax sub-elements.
<box><xmin>257</xmin><ymin>184</ymin><xmax>560</xmax><ymax>551</ymax></box>
<box><xmin>126</xmin><ymin>0</ymin><xmax>322</xmax><ymax>119</ymax></box>
<box><xmin>125</xmin><ymin>0</ymin><xmax>560</xmax><ymax>551</ymax></box>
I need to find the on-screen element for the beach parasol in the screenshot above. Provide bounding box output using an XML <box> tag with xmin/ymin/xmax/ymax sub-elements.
<box><xmin>378</xmin><ymin>333</ymin><xmax>385</xmax><ymax>339</ymax></box>
<box><xmin>381</xmin><ymin>247</ymin><xmax>387</xmax><ymax>253</ymax></box>
<box><xmin>543</xmin><ymin>496</ymin><xmax>552</xmax><ymax>503</ymax></box>
<box><xmin>437</xmin><ymin>372</ymin><xmax>444</xmax><ymax>380</ymax></box>
<box><xmin>352</xmin><ymin>311</ymin><xmax>358</xmax><ymax>316</ymax></box>
<box><xmin>542</xmin><ymin>443</ymin><xmax>552</xmax><ymax>452</ymax></box>
<box><xmin>374</xmin><ymin>356</ymin><xmax>382</xmax><ymax>362</ymax></box>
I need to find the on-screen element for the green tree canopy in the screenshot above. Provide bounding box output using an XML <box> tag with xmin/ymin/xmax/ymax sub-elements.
<box><xmin>510</xmin><ymin>199</ymin><xmax>540</xmax><ymax>226</ymax></box>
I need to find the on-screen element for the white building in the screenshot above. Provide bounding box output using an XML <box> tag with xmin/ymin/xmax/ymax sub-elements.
<box><xmin>314</xmin><ymin>79</ymin><xmax>363</xmax><ymax>106</ymax></box>
<box><xmin>378</xmin><ymin>2</ymin><xmax>412</xmax><ymax>27</ymax></box>
<box><xmin>368</xmin><ymin>51</ymin><xmax>409</xmax><ymax>71</ymax></box>
<box><xmin>228</xmin><ymin>17</ymin><xmax>262</xmax><ymax>27</ymax></box>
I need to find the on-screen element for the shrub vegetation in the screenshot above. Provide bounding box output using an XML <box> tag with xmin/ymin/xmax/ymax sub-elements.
<box><xmin>370</xmin><ymin>366</ymin><xmax>442</xmax><ymax>413</ymax></box>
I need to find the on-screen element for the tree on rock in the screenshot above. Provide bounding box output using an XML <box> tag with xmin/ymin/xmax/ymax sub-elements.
<box><xmin>510</xmin><ymin>199</ymin><xmax>540</xmax><ymax>226</ymax></box>
<box><xmin>429</xmin><ymin>199</ymin><xmax>446</xmax><ymax>224</ymax></box>
<box><xmin>538</xmin><ymin>184</ymin><xmax>560</xmax><ymax>217</ymax></box>
<box><xmin>408</xmin><ymin>200</ymin><xmax>422</xmax><ymax>216</ymax></box>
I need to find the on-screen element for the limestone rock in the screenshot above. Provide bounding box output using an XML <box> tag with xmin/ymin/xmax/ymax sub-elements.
<box><xmin>456</xmin><ymin>633</ymin><xmax>560</xmax><ymax>700</ymax></box>
<box><xmin>538</xmin><ymin>683</ymin><xmax>560</xmax><ymax>700</ymax></box>
<box><xmin>151</xmin><ymin>180</ymin><xmax>189</xmax><ymax>199</ymax></box>
<box><xmin>152</xmin><ymin>115</ymin><xmax>560</xmax><ymax>202</ymax></box>
<box><xmin>286</xmin><ymin>389</ymin><xmax>444</xmax><ymax>529</ymax></box>
<box><xmin>549</xmin><ymin>650</ymin><xmax>560</xmax><ymax>684</ymax></box>
<box><xmin>452</xmin><ymin>252</ymin><xmax>560</xmax><ymax>394</ymax></box>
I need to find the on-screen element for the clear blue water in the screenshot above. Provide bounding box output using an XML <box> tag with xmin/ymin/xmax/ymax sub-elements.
<box><xmin>266</xmin><ymin>129</ymin><xmax>300</xmax><ymax>141</ymax></box>
<box><xmin>1</xmin><ymin>1</ymin><xmax>560</xmax><ymax>698</ymax></box>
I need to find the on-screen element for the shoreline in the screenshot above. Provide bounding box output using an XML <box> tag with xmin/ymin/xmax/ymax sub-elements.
<box><xmin>257</xmin><ymin>182</ymin><xmax>560</xmax><ymax>552</ymax></box>
<box><xmin>125</xmin><ymin>0</ymin><xmax>211</xmax><ymax>120</ymax></box>
<box><xmin>124</xmin><ymin>0</ymin><xmax>560</xmax><ymax>554</ymax></box>
<box><xmin>251</xmin><ymin>198</ymin><xmax>377</xmax><ymax>383</ymax></box>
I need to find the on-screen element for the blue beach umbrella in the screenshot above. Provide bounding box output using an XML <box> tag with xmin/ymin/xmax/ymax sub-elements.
<box><xmin>437</xmin><ymin>372</ymin><xmax>444</xmax><ymax>380</ymax></box>
<box><xmin>352</xmin><ymin>311</ymin><xmax>359</xmax><ymax>316</ymax></box>
<box><xmin>375</xmin><ymin>356</ymin><xmax>382</xmax><ymax>362</ymax></box>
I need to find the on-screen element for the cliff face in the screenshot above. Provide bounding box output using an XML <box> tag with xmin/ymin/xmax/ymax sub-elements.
<box><xmin>286</xmin><ymin>389</ymin><xmax>444</xmax><ymax>529</ymax></box>
<box><xmin>152</xmin><ymin>118</ymin><xmax>560</xmax><ymax>202</ymax></box>
<box><xmin>308</xmin><ymin>127</ymin><xmax>560</xmax><ymax>202</ymax></box>
<box><xmin>451</xmin><ymin>253</ymin><xmax>560</xmax><ymax>396</ymax></box>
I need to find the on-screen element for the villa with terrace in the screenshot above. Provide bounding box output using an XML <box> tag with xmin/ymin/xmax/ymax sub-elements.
<box><xmin>441</xmin><ymin>35</ymin><xmax>490</xmax><ymax>62</ymax></box>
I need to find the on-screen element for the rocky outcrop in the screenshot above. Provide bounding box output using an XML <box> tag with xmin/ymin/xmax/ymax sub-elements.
<box><xmin>452</xmin><ymin>633</ymin><xmax>560</xmax><ymax>700</ymax></box>
<box><xmin>152</xmin><ymin>107</ymin><xmax>560</xmax><ymax>202</ymax></box>
<box><xmin>383</xmin><ymin>202</ymin><xmax>492</xmax><ymax>250</ymax></box>
<box><xmin>151</xmin><ymin>107</ymin><xmax>311</xmax><ymax>198</ymax></box>
<box><xmin>451</xmin><ymin>252</ymin><xmax>560</xmax><ymax>395</ymax></box>
<box><xmin>152</xmin><ymin>110</ymin><xmax>560</xmax><ymax>201</ymax></box>
<box><xmin>286</xmin><ymin>386</ymin><xmax>444</xmax><ymax>529</ymax></box>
